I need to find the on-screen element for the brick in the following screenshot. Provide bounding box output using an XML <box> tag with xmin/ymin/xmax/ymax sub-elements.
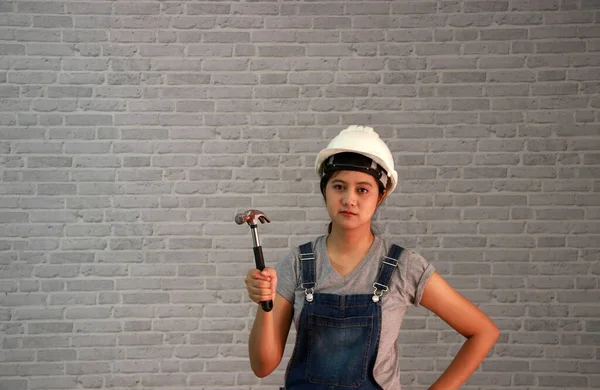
<box><xmin>67</xmin><ymin>2</ymin><xmax>111</xmax><ymax>14</ymax></box>
<box><xmin>510</xmin><ymin>0</ymin><xmax>559</xmax><ymax>10</ymax></box>
<box><xmin>0</xmin><ymin>378</ymin><xmax>27</xmax><ymax>390</ymax></box>
<box><xmin>29</xmin><ymin>322</ymin><xmax>74</xmax><ymax>334</ymax></box>
<box><xmin>118</xmin><ymin>333</ymin><xmax>163</xmax><ymax>346</ymax></box>
<box><xmin>14</xmin><ymin>308</ymin><xmax>62</xmax><ymax>321</ymax></box>
<box><xmin>29</xmin><ymin>377</ymin><xmax>78</xmax><ymax>390</ymax></box>
<box><xmin>545</xmin><ymin>12</ymin><xmax>594</xmax><ymax>24</ymax></box>
<box><xmin>465</xmin><ymin>1</ymin><xmax>509</xmax><ymax>12</ymax></box>
<box><xmin>481</xmin><ymin>28</ymin><xmax>528</xmax><ymax>40</ymax></box>
<box><xmin>64</xmin><ymin>307</ymin><xmax>112</xmax><ymax>320</ymax></box>
<box><xmin>104</xmin><ymin>375</ymin><xmax>142</xmax><ymax>388</ymax></box>
<box><xmin>74</xmin><ymin>320</ymin><xmax>122</xmax><ymax>334</ymax></box>
<box><xmin>50</xmin><ymin>293</ymin><xmax>96</xmax><ymax>305</ymax></box>
<box><xmin>114</xmin><ymin>360</ymin><xmax>159</xmax><ymax>374</ymax></box>
<box><xmin>20</xmin><ymin>334</ymin><xmax>69</xmax><ymax>349</ymax></box>
<box><xmin>530</xmin><ymin>26</ymin><xmax>578</xmax><ymax>39</ymax></box>
<box><xmin>539</xmin><ymin>375</ymin><xmax>588</xmax><ymax>387</ymax></box>
<box><xmin>537</xmin><ymin>41</ymin><xmax>586</xmax><ymax>53</ymax></box>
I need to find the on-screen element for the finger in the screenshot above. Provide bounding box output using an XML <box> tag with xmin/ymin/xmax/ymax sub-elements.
<box><xmin>246</xmin><ymin>279</ymin><xmax>272</xmax><ymax>289</ymax></box>
<box><xmin>249</xmin><ymin>289</ymin><xmax>274</xmax><ymax>304</ymax></box>
<box><xmin>251</xmin><ymin>270</ymin><xmax>271</xmax><ymax>281</ymax></box>
<box><xmin>245</xmin><ymin>279</ymin><xmax>275</xmax><ymax>303</ymax></box>
<box><xmin>269</xmin><ymin>273</ymin><xmax>277</xmax><ymax>299</ymax></box>
<box><xmin>261</xmin><ymin>267</ymin><xmax>277</xmax><ymax>278</ymax></box>
<box><xmin>259</xmin><ymin>292</ymin><xmax>274</xmax><ymax>301</ymax></box>
<box><xmin>246</xmin><ymin>282</ymin><xmax>271</xmax><ymax>296</ymax></box>
<box><xmin>246</xmin><ymin>272</ymin><xmax>269</xmax><ymax>287</ymax></box>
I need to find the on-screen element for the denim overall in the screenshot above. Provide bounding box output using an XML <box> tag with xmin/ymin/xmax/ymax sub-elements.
<box><xmin>283</xmin><ymin>242</ymin><xmax>404</xmax><ymax>390</ymax></box>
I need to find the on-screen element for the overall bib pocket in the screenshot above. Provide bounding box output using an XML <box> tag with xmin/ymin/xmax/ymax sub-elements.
<box><xmin>307</xmin><ymin>314</ymin><xmax>373</xmax><ymax>388</ymax></box>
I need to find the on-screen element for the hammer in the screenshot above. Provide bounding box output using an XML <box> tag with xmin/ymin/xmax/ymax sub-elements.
<box><xmin>235</xmin><ymin>209</ymin><xmax>273</xmax><ymax>312</ymax></box>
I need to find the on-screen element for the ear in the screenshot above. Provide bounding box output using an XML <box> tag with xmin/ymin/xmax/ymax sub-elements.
<box><xmin>377</xmin><ymin>190</ymin><xmax>387</xmax><ymax>207</ymax></box>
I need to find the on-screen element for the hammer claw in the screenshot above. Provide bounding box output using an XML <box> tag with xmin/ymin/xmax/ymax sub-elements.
<box><xmin>234</xmin><ymin>209</ymin><xmax>270</xmax><ymax>226</ymax></box>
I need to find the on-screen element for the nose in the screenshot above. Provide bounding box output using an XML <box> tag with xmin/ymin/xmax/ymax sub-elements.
<box><xmin>342</xmin><ymin>190</ymin><xmax>357</xmax><ymax>206</ymax></box>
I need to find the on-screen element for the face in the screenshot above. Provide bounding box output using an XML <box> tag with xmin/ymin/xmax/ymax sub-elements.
<box><xmin>324</xmin><ymin>170</ymin><xmax>385</xmax><ymax>232</ymax></box>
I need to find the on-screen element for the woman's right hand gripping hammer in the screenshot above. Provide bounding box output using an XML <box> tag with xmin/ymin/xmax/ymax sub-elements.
<box><xmin>246</xmin><ymin>266</ymin><xmax>293</xmax><ymax>378</ymax></box>
<box><xmin>245</xmin><ymin>267</ymin><xmax>277</xmax><ymax>309</ymax></box>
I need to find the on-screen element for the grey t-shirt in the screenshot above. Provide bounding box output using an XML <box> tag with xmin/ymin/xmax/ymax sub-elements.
<box><xmin>275</xmin><ymin>235</ymin><xmax>435</xmax><ymax>390</ymax></box>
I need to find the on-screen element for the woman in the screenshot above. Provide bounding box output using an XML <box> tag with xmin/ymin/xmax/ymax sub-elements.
<box><xmin>245</xmin><ymin>126</ymin><xmax>500</xmax><ymax>389</ymax></box>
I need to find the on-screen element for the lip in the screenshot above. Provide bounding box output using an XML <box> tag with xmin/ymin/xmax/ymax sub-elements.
<box><xmin>340</xmin><ymin>211</ymin><xmax>356</xmax><ymax>216</ymax></box>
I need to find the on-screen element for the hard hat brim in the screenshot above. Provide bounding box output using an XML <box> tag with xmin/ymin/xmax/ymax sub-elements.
<box><xmin>316</xmin><ymin>148</ymin><xmax>397</xmax><ymax>194</ymax></box>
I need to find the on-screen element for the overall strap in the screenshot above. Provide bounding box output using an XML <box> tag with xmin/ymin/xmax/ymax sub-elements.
<box><xmin>372</xmin><ymin>244</ymin><xmax>403</xmax><ymax>302</ymax></box>
<box><xmin>298</xmin><ymin>242</ymin><xmax>316</xmax><ymax>302</ymax></box>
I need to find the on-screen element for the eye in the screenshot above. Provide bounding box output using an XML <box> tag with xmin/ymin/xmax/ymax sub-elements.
<box><xmin>358</xmin><ymin>187</ymin><xmax>369</xmax><ymax>194</ymax></box>
<box><xmin>332</xmin><ymin>184</ymin><xmax>344</xmax><ymax>190</ymax></box>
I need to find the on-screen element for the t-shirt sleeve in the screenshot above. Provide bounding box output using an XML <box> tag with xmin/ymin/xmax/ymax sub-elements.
<box><xmin>274</xmin><ymin>248</ymin><xmax>298</xmax><ymax>304</ymax></box>
<box><xmin>403</xmin><ymin>250</ymin><xmax>435</xmax><ymax>307</ymax></box>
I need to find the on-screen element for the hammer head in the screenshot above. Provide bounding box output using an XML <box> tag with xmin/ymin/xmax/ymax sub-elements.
<box><xmin>234</xmin><ymin>209</ymin><xmax>270</xmax><ymax>226</ymax></box>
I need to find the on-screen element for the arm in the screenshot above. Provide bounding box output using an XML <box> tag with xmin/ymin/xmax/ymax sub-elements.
<box><xmin>420</xmin><ymin>272</ymin><xmax>500</xmax><ymax>390</ymax></box>
<box><xmin>246</xmin><ymin>268</ymin><xmax>294</xmax><ymax>377</ymax></box>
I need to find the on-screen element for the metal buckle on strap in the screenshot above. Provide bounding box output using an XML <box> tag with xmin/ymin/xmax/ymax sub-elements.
<box><xmin>372</xmin><ymin>289</ymin><xmax>384</xmax><ymax>303</ymax></box>
<box><xmin>382</xmin><ymin>256</ymin><xmax>398</xmax><ymax>267</ymax></box>
<box><xmin>299</xmin><ymin>251</ymin><xmax>315</xmax><ymax>302</ymax></box>
<box><xmin>372</xmin><ymin>282</ymin><xmax>388</xmax><ymax>303</ymax></box>
<box><xmin>299</xmin><ymin>253</ymin><xmax>314</xmax><ymax>261</ymax></box>
<box><xmin>304</xmin><ymin>287</ymin><xmax>314</xmax><ymax>302</ymax></box>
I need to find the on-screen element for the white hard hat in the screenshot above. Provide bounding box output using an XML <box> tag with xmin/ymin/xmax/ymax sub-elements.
<box><xmin>315</xmin><ymin>125</ymin><xmax>398</xmax><ymax>194</ymax></box>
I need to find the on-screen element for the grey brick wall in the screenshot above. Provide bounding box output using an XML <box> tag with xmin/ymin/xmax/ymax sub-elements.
<box><xmin>0</xmin><ymin>0</ymin><xmax>599</xmax><ymax>389</ymax></box>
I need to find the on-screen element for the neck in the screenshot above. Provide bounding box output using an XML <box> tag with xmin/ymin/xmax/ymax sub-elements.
<box><xmin>327</xmin><ymin>224</ymin><xmax>375</xmax><ymax>255</ymax></box>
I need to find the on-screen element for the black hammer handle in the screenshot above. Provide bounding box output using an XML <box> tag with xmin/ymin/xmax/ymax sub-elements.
<box><xmin>253</xmin><ymin>246</ymin><xmax>273</xmax><ymax>312</ymax></box>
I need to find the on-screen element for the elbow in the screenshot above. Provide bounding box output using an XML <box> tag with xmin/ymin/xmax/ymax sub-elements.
<box><xmin>493</xmin><ymin>323</ymin><xmax>500</xmax><ymax>336</ymax></box>
<box><xmin>467</xmin><ymin>323</ymin><xmax>500</xmax><ymax>343</ymax></box>
<box><xmin>249</xmin><ymin>345</ymin><xmax>284</xmax><ymax>378</ymax></box>
<box><xmin>254</xmin><ymin>370</ymin><xmax>269</xmax><ymax>379</ymax></box>
<box><xmin>251</xmin><ymin>358</ymin><xmax>279</xmax><ymax>378</ymax></box>
<box><xmin>491</xmin><ymin>325</ymin><xmax>501</xmax><ymax>342</ymax></box>
<box><xmin>478</xmin><ymin>323</ymin><xmax>501</xmax><ymax>344</ymax></box>
<box><xmin>482</xmin><ymin>316</ymin><xmax>501</xmax><ymax>342</ymax></box>
<box><xmin>488</xmin><ymin>320</ymin><xmax>501</xmax><ymax>341</ymax></box>
<box><xmin>252</xmin><ymin>365</ymin><xmax>275</xmax><ymax>378</ymax></box>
